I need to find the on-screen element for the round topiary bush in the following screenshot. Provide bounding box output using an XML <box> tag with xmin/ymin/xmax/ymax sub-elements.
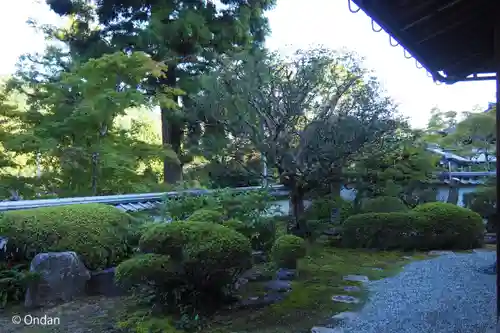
<box><xmin>139</xmin><ymin>221</ymin><xmax>252</xmax><ymax>282</ymax></box>
<box><xmin>115</xmin><ymin>253</ymin><xmax>183</xmax><ymax>289</ymax></box>
<box><xmin>186</xmin><ymin>208</ymin><xmax>224</xmax><ymax>223</ymax></box>
<box><xmin>271</xmin><ymin>234</ymin><xmax>307</xmax><ymax>269</ymax></box>
<box><xmin>342</xmin><ymin>212</ymin><xmax>429</xmax><ymax>250</ymax></box>
<box><xmin>413</xmin><ymin>202</ymin><xmax>484</xmax><ymax>249</ymax></box>
<box><xmin>360</xmin><ymin>196</ymin><xmax>408</xmax><ymax>213</ymax></box>
<box><xmin>0</xmin><ymin>203</ymin><xmax>135</xmax><ymax>270</ymax></box>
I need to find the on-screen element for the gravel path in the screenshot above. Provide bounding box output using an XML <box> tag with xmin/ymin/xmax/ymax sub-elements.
<box><xmin>340</xmin><ymin>250</ymin><xmax>497</xmax><ymax>333</ymax></box>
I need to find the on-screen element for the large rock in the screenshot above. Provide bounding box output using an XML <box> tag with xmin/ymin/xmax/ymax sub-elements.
<box><xmin>86</xmin><ymin>267</ymin><xmax>126</xmax><ymax>297</ymax></box>
<box><xmin>25</xmin><ymin>252</ymin><xmax>90</xmax><ymax>308</ymax></box>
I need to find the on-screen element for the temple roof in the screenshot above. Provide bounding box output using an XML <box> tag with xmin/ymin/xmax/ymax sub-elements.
<box><xmin>350</xmin><ymin>0</ymin><xmax>496</xmax><ymax>83</ymax></box>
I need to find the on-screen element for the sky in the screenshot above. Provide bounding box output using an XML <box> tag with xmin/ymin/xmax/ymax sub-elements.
<box><xmin>0</xmin><ymin>0</ymin><xmax>496</xmax><ymax>129</ymax></box>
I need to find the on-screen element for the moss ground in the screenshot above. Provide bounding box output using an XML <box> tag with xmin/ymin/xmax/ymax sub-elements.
<box><xmin>0</xmin><ymin>243</ymin><xmax>426</xmax><ymax>333</ymax></box>
<box><xmin>205</xmin><ymin>241</ymin><xmax>428</xmax><ymax>333</ymax></box>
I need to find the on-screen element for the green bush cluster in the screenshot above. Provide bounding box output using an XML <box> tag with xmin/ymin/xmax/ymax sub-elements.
<box><xmin>163</xmin><ymin>189</ymin><xmax>278</xmax><ymax>251</ymax></box>
<box><xmin>305</xmin><ymin>195</ymin><xmax>354</xmax><ymax>223</ymax></box>
<box><xmin>115</xmin><ymin>221</ymin><xmax>252</xmax><ymax>315</ymax></box>
<box><xmin>360</xmin><ymin>196</ymin><xmax>408</xmax><ymax>213</ymax></box>
<box><xmin>342</xmin><ymin>202</ymin><xmax>484</xmax><ymax>250</ymax></box>
<box><xmin>186</xmin><ymin>209</ymin><xmax>224</xmax><ymax>223</ymax></box>
<box><xmin>464</xmin><ymin>186</ymin><xmax>495</xmax><ymax>232</ymax></box>
<box><xmin>0</xmin><ymin>204</ymin><xmax>135</xmax><ymax>270</ymax></box>
<box><xmin>271</xmin><ymin>234</ymin><xmax>307</xmax><ymax>269</ymax></box>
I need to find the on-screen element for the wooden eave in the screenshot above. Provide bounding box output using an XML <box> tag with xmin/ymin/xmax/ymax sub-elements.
<box><xmin>350</xmin><ymin>0</ymin><xmax>496</xmax><ymax>83</ymax></box>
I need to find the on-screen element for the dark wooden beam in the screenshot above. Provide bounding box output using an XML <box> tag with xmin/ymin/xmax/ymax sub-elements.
<box><xmin>494</xmin><ymin>0</ymin><xmax>500</xmax><ymax>322</ymax></box>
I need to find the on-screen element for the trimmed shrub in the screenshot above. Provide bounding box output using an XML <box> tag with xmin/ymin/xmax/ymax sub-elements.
<box><xmin>271</xmin><ymin>235</ymin><xmax>307</xmax><ymax>269</ymax></box>
<box><xmin>0</xmin><ymin>204</ymin><xmax>134</xmax><ymax>270</ymax></box>
<box><xmin>187</xmin><ymin>209</ymin><xmax>224</xmax><ymax>223</ymax></box>
<box><xmin>223</xmin><ymin>217</ymin><xmax>277</xmax><ymax>252</ymax></box>
<box><xmin>342</xmin><ymin>212</ymin><xmax>429</xmax><ymax>250</ymax></box>
<box><xmin>134</xmin><ymin>221</ymin><xmax>252</xmax><ymax>313</ymax></box>
<box><xmin>305</xmin><ymin>195</ymin><xmax>354</xmax><ymax>223</ymax></box>
<box><xmin>360</xmin><ymin>196</ymin><xmax>408</xmax><ymax>213</ymax></box>
<box><xmin>413</xmin><ymin>202</ymin><xmax>484</xmax><ymax>249</ymax></box>
<box><xmin>115</xmin><ymin>253</ymin><xmax>183</xmax><ymax>288</ymax></box>
<box><xmin>342</xmin><ymin>202</ymin><xmax>484</xmax><ymax>250</ymax></box>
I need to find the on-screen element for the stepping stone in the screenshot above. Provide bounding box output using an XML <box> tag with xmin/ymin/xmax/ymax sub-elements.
<box><xmin>343</xmin><ymin>275</ymin><xmax>369</xmax><ymax>283</ymax></box>
<box><xmin>402</xmin><ymin>256</ymin><xmax>413</xmax><ymax>260</ymax></box>
<box><xmin>332</xmin><ymin>295</ymin><xmax>360</xmax><ymax>304</ymax></box>
<box><xmin>372</xmin><ymin>267</ymin><xmax>383</xmax><ymax>271</ymax></box>
<box><xmin>428</xmin><ymin>250</ymin><xmax>455</xmax><ymax>256</ymax></box>
<box><xmin>276</xmin><ymin>268</ymin><xmax>297</xmax><ymax>280</ymax></box>
<box><xmin>311</xmin><ymin>327</ymin><xmax>344</xmax><ymax>333</ymax></box>
<box><xmin>331</xmin><ymin>311</ymin><xmax>358</xmax><ymax>321</ymax></box>
<box><xmin>342</xmin><ymin>285</ymin><xmax>361</xmax><ymax>293</ymax></box>
<box><xmin>264</xmin><ymin>280</ymin><xmax>292</xmax><ymax>292</ymax></box>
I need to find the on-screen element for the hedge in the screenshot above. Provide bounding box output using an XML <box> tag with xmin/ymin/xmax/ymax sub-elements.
<box><xmin>0</xmin><ymin>204</ymin><xmax>135</xmax><ymax>270</ymax></box>
<box><xmin>343</xmin><ymin>202</ymin><xmax>484</xmax><ymax>250</ymax></box>
<box><xmin>342</xmin><ymin>212</ymin><xmax>429</xmax><ymax>250</ymax></box>
<box><xmin>413</xmin><ymin>202</ymin><xmax>484</xmax><ymax>249</ymax></box>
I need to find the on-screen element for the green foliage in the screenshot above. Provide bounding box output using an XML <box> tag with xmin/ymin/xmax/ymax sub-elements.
<box><xmin>464</xmin><ymin>186</ymin><xmax>495</xmax><ymax>232</ymax></box>
<box><xmin>343</xmin><ymin>202</ymin><xmax>484</xmax><ymax>250</ymax></box>
<box><xmin>360</xmin><ymin>196</ymin><xmax>409</xmax><ymax>213</ymax></box>
<box><xmin>413</xmin><ymin>202</ymin><xmax>484</xmax><ymax>249</ymax></box>
<box><xmin>222</xmin><ymin>219</ymin><xmax>248</xmax><ymax>236</ymax></box>
<box><xmin>123</xmin><ymin>221</ymin><xmax>252</xmax><ymax>314</ymax></box>
<box><xmin>163</xmin><ymin>188</ymin><xmax>274</xmax><ymax>224</ymax></box>
<box><xmin>305</xmin><ymin>195</ymin><xmax>354</xmax><ymax>223</ymax></box>
<box><xmin>342</xmin><ymin>212</ymin><xmax>429</xmax><ymax>250</ymax></box>
<box><xmin>271</xmin><ymin>235</ymin><xmax>307</xmax><ymax>269</ymax></box>
<box><xmin>0</xmin><ymin>263</ymin><xmax>40</xmax><ymax>308</ymax></box>
<box><xmin>186</xmin><ymin>209</ymin><xmax>224</xmax><ymax>223</ymax></box>
<box><xmin>117</xmin><ymin>308</ymin><xmax>184</xmax><ymax>333</ymax></box>
<box><xmin>0</xmin><ymin>204</ymin><xmax>134</xmax><ymax>270</ymax></box>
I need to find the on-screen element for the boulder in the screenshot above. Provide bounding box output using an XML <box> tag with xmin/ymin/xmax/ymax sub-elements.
<box><xmin>86</xmin><ymin>267</ymin><xmax>126</xmax><ymax>297</ymax></box>
<box><xmin>25</xmin><ymin>252</ymin><xmax>90</xmax><ymax>308</ymax></box>
<box><xmin>276</xmin><ymin>268</ymin><xmax>296</xmax><ymax>280</ymax></box>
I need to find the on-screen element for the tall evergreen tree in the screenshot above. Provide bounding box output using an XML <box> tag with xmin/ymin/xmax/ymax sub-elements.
<box><xmin>45</xmin><ymin>0</ymin><xmax>276</xmax><ymax>182</ymax></box>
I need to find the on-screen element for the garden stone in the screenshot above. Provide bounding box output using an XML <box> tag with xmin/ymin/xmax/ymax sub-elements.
<box><xmin>372</xmin><ymin>267</ymin><xmax>383</xmax><ymax>271</ymax></box>
<box><xmin>252</xmin><ymin>251</ymin><xmax>267</xmax><ymax>264</ymax></box>
<box><xmin>237</xmin><ymin>293</ymin><xmax>285</xmax><ymax>309</ymax></box>
<box><xmin>241</xmin><ymin>267</ymin><xmax>271</xmax><ymax>282</ymax></box>
<box><xmin>343</xmin><ymin>275</ymin><xmax>369</xmax><ymax>283</ymax></box>
<box><xmin>485</xmin><ymin>234</ymin><xmax>496</xmax><ymax>244</ymax></box>
<box><xmin>86</xmin><ymin>267</ymin><xmax>125</xmax><ymax>297</ymax></box>
<box><xmin>332</xmin><ymin>295</ymin><xmax>360</xmax><ymax>304</ymax></box>
<box><xmin>342</xmin><ymin>285</ymin><xmax>361</xmax><ymax>293</ymax></box>
<box><xmin>311</xmin><ymin>326</ymin><xmax>344</xmax><ymax>333</ymax></box>
<box><xmin>276</xmin><ymin>268</ymin><xmax>297</xmax><ymax>280</ymax></box>
<box><xmin>428</xmin><ymin>250</ymin><xmax>455</xmax><ymax>256</ymax></box>
<box><xmin>264</xmin><ymin>280</ymin><xmax>292</xmax><ymax>292</ymax></box>
<box><xmin>402</xmin><ymin>256</ymin><xmax>413</xmax><ymax>260</ymax></box>
<box><xmin>25</xmin><ymin>251</ymin><xmax>90</xmax><ymax>308</ymax></box>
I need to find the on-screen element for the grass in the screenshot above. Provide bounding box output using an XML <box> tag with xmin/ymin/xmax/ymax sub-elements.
<box><xmin>0</xmin><ymin>243</ymin><xmax>426</xmax><ymax>333</ymax></box>
<box><xmin>205</xmin><ymin>242</ymin><xmax>428</xmax><ymax>333</ymax></box>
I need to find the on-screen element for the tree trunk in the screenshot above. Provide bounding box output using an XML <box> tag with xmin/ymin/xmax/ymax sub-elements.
<box><xmin>161</xmin><ymin>66</ymin><xmax>183</xmax><ymax>184</ymax></box>
<box><xmin>288</xmin><ymin>185</ymin><xmax>307</xmax><ymax>236</ymax></box>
